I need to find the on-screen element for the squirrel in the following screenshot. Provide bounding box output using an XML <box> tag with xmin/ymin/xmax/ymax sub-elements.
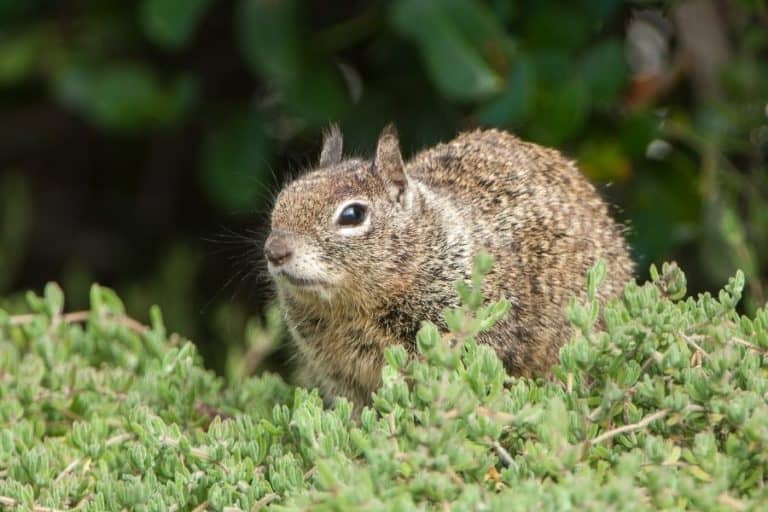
<box><xmin>265</xmin><ymin>124</ymin><xmax>634</xmax><ymax>407</ymax></box>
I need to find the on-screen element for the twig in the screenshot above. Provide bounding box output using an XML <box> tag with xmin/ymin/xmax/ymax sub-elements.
<box><xmin>687</xmin><ymin>332</ymin><xmax>768</xmax><ymax>355</ymax></box>
<box><xmin>72</xmin><ymin>494</ymin><xmax>91</xmax><ymax>509</ymax></box>
<box><xmin>9</xmin><ymin>312</ymin><xmax>72</xmax><ymax>326</ymax></box>
<box><xmin>442</xmin><ymin>408</ymin><xmax>460</xmax><ymax>420</ymax></box>
<box><xmin>158</xmin><ymin>435</ymin><xmax>212</xmax><ymax>461</ymax></box>
<box><xmin>55</xmin><ymin>311</ymin><xmax>89</xmax><ymax>326</ymax></box>
<box><xmin>476</xmin><ymin>406</ymin><xmax>517</xmax><ymax>423</ymax></box>
<box><xmin>386</xmin><ymin>412</ymin><xmax>402</xmax><ymax>459</ymax></box>
<box><xmin>54</xmin><ymin>433</ymin><xmax>134</xmax><ymax>484</ymax></box>
<box><xmin>491</xmin><ymin>441</ymin><xmax>514</xmax><ymax>468</ymax></box>
<box><xmin>53</xmin><ymin>459</ymin><xmax>81</xmax><ymax>484</ymax></box>
<box><xmin>729</xmin><ymin>337</ymin><xmax>767</xmax><ymax>355</ymax></box>
<box><xmin>242</xmin><ymin>344</ymin><xmax>273</xmax><ymax>377</ymax></box>
<box><xmin>8</xmin><ymin>311</ymin><xmax>148</xmax><ymax>334</ymax></box>
<box><xmin>0</xmin><ymin>496</ymin><xmax>66</xmax><ymax>512</ymax></box>
<box><xmin>117</xmin><ymin>315</ymin><xmax>150</xmax><ymax>335</ymax></box>
<box><xmin>191</xmin><ymin>501</ymin><xmax>209</xmax><ymax>512</ymax></box>
<box><xmin>251</xmin><ymin>493</ymin><xmax>278</xmax><ymax>511</ymax></box>
<box><xmin>717</xmin><ymin>493</ymin><xmax>747</xmax><ymax>511</ymax></box>
<box><xmin>446</xmin><ymin>468</ymin><xmax>465</xmax><ymax>486</ymax></box>
<box><xmin>679</xmin><ymin>333</ymin><xmax>710</xmax><ymax>360</ymax></box>
<box><xmin>107</xmin><ymin>432</ymin><xmax>134</xmax><ymax>446</ymax></box>
<box><xmin>587</xmin><ymin>404</ymin><xmax>605</xmax><ymax>423</ymax></box>
<box><xmin>590</xmin><ymin>409</ymin><xmax>669</xmax><ymax>446</ymax></box>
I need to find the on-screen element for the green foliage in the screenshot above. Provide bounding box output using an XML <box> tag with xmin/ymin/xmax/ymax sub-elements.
<box><xmin>1</xmin><ymin>1</ymin><xmax>767</xmax><ymax>375</ymax></box>
<box><xmin>52</xmin><ymin>63</ymin><xmax>198</xmax><ymax>131</ymax></box>
<box><xmin>390</xmin><ymin>0</ymin><xmax>507</xmax><ymax>101</ymax></box>
<box><xmin>140</xmin><ymin>0</ymin><xmax>213</xmax><ymax>49</ymax></box>
<box><xmin>201</xmin><ymin>111</ymin><xmax>272</xmax><ymax>211</ymax></box>
<box><xmin>236</xmin><ymin>0</ymin><xmax>346</xmax><ymax>124</ymax></box>
<box><xmin>3</xmin><ymin>255</ymin><xmax>768</xmax><ymax>510</ymax></box>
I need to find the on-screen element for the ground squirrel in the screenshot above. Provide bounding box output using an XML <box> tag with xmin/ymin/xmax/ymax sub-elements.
<box><xmin>265</xmin><ymin>124</ymin><xmax>634</xmax><ymax>406</ymax></box>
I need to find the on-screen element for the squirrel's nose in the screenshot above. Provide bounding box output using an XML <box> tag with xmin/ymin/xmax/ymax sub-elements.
<box><xmin>265</xmin><ymin>234</ymin><xmax>294</xmax><ymax>266</ymax></box>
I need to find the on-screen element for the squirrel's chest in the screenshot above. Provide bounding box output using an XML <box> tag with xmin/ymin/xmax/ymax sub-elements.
<box><xmin>283</xmin><ymin>305</ymin><xmax>397</xmax><ymax>395</ymax></box>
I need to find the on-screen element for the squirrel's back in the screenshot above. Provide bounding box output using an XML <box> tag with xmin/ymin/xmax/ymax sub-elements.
<box><xmin>406</xmin><ymin>129</ymin><xmax>633</xmax><ymax>375</ymax></box>
<box><xmin>265</xmin><ymin>125</ymin><xmax>634</xmax><ymax>406</ymax></box>
<box><xmin>413</xmin><ymin>128</ymin><xmax>630</xmax><ymax>275</ymax></box>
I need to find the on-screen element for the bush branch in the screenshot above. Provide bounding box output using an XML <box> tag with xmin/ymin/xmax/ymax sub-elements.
<box><xmin>54</xmin><ymin>433</ymin><xmax>134</xmax><ymax>484</ymax></box>
<box><xmin>491</xmin><ymin>441</ymin><xmax>514</xmax><ymax>467</ymax></box>
<box><xmin>8</xmin><ymin>310</ymin><xmax>148</xmax><ymax>334</ymax></box>
<box><xmin>0</xmin><ymin>496</ymin><xmax>66</xmax><ymax>512</ymax></box>
<box><xmin>590</xmin><ymin>409</ymin><xmax>669</xmax><ymax>445</ymax></box>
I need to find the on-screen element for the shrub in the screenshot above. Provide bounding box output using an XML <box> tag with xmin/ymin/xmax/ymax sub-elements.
<box><xmin>1</xmin><ymin>257</ymin><xmax>768</xmax><ymax>510</ymax></box>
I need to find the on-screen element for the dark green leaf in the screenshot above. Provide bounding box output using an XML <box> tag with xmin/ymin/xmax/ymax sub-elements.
<box><xmin>52</xmin><ymin>62</ymin><xmax>198</xmax><ymax>131</ymax></box>
<box><xmin>478</xmin><ymin>57</ymin><xmax>535</xmax><ymax>128</ymax></box>
<box><xmin>581</xmin><ymin>39</ymin><xmax>627</xmax><ymax>104</ymax></box>
<box><xmin>0</xmin><ymin>0</ymin><xmax>40</xmax><ymax>21</ymax></box>
<box><xmin>524</xmin><ymin>3</ymin><xmax>590</xmax><ymax>50</ymax></box>
<box><xmin>529</xmin><ymin>76</ymin><xmax>590</xmax><ymax>145</ymax></box>
<box><xmin>200</xmin><ymin>112</ymin><xmax>272</xmax><ymax>211</ymax></box>
<box><xmin>237</xmin><ymin>0</ymin><xmax>345</xmax><ymax>124</ymax></box>
<box><xmin>390</xmin><ymin>0</ymin><xmax>503</xmax><ymax>101</ymax></box>
<box><xmin>140</xmin><ymin>0</ymin><xmax>213</xmax><ymax>49</ymax></box>
<box><xmin>0</xmin><ymin>31</ymin><xmax>41</xmax><ymax>85</ymax></box>
<box><xmin>237</xmin><ymin>0</ymin><xmax>301</xmax><ymax>87</ymax></box>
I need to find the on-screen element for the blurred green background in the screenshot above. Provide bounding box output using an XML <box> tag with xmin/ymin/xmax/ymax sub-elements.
<box><xmin>1</xmin><ymin>0</ymin><xmax>766</xmax><ymax>377</ymax></box>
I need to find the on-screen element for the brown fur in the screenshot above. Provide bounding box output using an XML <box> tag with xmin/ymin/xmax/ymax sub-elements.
<box><xmin>266</xmin><ymin>126</ymin><xmax>634</xmax><ymax>407</ymax></box>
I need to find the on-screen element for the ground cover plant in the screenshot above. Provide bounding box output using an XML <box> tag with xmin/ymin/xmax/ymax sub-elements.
<box><xmin>1</xmin><ymin>256</ymin><xmax>768</xmax><ymax>510</ymax></box>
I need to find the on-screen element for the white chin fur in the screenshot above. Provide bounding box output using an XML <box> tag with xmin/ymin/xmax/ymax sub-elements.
<box><xmin>275</xmin><ymin>275</ymin><xmax>335</xmax><ymax>302</ymax></box>
<box><xmin>268</xmin><ymin>249</ymin><xmax>336</xmax><ymax>301</ymax></box>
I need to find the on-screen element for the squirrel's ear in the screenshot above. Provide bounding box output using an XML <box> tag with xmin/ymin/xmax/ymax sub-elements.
<box><xmin>318</xmin><ymin>124</ymin><xmax>343</xmax><ymax>167</ymax></box>
<box><xmin>374</xmin><ymin>123</ymin><xmax>407</xmax><ymax>203</ymax></box>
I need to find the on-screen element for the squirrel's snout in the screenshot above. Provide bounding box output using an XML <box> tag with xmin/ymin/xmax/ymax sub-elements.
<box><xmin>265</xmin><ymin>234</ymin><xmax>294</xmax><ymax>267</ymax></box>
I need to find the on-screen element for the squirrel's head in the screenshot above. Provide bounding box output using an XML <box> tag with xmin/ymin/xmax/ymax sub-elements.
<box><xmin>266</xmin><ymin>123</ymin><xmax>422</xmax><ymax>304</ymax></box>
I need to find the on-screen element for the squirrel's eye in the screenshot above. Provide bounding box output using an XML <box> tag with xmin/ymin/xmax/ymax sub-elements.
<box><xmin>337</xmin><ymin>203</ymin><xmax>368</xmax><ymax>226</ymax></box>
